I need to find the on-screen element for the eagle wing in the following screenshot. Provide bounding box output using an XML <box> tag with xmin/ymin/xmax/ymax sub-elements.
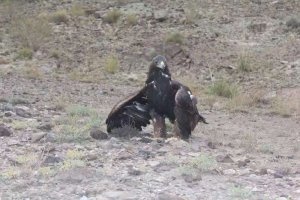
<box><xmin>106</xmin><ymin>87</ymin><xmax>152</xmax><ymax>133</ymax></box>
<box><xmin>173</xmin><ymin>86</ymin><xmax>208</xmax><ymax>139</ymax></box>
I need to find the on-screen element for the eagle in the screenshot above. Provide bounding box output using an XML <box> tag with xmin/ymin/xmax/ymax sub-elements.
<box><xmin>106</xmin><ymin>55</ymin><xmax>208</xmax><ymax>139</ymax></box>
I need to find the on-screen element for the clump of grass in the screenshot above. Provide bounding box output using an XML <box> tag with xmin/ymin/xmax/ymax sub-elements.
<box><xmin>179</xmin><ymin>154</ymin><xmax>217</xmax><ymax>176</ymax></box>
<box><xmin>104</xmin><ymin>10</ymin><xmax>122</xmax><ymax>24</ymax></box>
<box><xmin>51</xmin><ymin>10</ymin><xmax>68</xmax><ymax>24</ymax></box>
<box><xmin>114</xmin><ymin>0</ymin><xmax>126</xmax><ymax>6</ymax></box>
<box><xmin>241</xmin><ymin>132</ymin><xmax>257</xmax><ymax>152</ymax></box>
<box><xmin>17</xmin><ymin>48</ymin><xmax>33</xmax><ymax>60</ymax></box>
<box><xmin>208</xmin><ymin>81</ymin><xmax>238</xmax><ymax>98</ymax></box>
<box><xmin>38</xmin><ymin>167</ymin><xmax>55</xmax><ymax>179</ymax></box>
<box><xmin>229</xmin><ymin>185</ymin><xmax>252</xmax><ymax>199</ymax></box>
<box><xmin>51</xmin><ymin>50</ymin><xmax>61</xmax><ymax>59</ymax></box>
<box><xmin>0</xmin><ymin>0</ymin><xmax>23</xmax><ymax>23</ymax></box>
<box><xmin>23</xmin><ymin>62</ymin><xmax>43</xmax><ymax>79</ymax></box>
<box><xmin>259</xmin><ymin>144</ymin><xmax>275</xmax><ymax>154</ymax></box>
<box><xmin>70</xmin><ymin>69</ymin><xmax>102</xmax><ymax>83</ymax></box>
<box><xmin>11</xmin><ymin>120</ymin><xmax>38</xmax><ymax>130</ymax></box>
<box><xmin>12</xmin><ymin>17</ymin><xmax>52</xmax><ymax>51</ymax></box>
<box><xmin>271</xmin><ymin>97</ymin><xmax>292</xmax><ymax>117</ymax></box>
<box><xmin>237</xmin><ymin>52</ymin><xmax>252</xmax><ymax>72</ymax></box>
<box><xmin>126</xmin><ymin>13</ymin><xmax>138</xmax><ymax>25</ymax></box>
<box><xmin>226</xmin><ymin>90</ymin><xmax>265</xmax><ymax>111</ymax></box>
<box><xmin>54</xmin><ymin>94</ymin><xmax>68</xmax><ymax>111</ymax></box>
<box><xmin>286</xmin><ymin>17</ymin><xmax>300</xmax><ymax>29</ymax></box>
<box><xmin>166</xmin><ymin>120</ymin><xmax>173</xmax><ymax>132</ymax></box>
<box><xmin>70</xmin><ymin>5</ymin><xmax>86</xmax><ymax>18</ymax></box>
<box><xmin>166</xmin><ymin>32</ymin><xmax>184</xmax><ymax>45</ymax></box>
<box><xmin>149</xmin><ymin>49</ymin><xmax>157</xmax><ymax>60</ymax></box>
<box><xmin>1</xmin><ymin>167</ymin><xmax>21</xmax><ymax>179</ymax></box>
<box><xmin>60</xmin><ymin>150</ymin><xmax>86</xmax><ymax>169</ymax></box>
<box><xmin>104</xmin><ymin>54</ymin><xmax>119</xmax><ymax>74</ymax></box>
<box><xmin>185</xmin><ymin>0</ymin><xmax>200</xmax><ymax>24</ymax></box>
<box><xmin>66</xmin><ymin>104</ymin><xmax>95</xmax><ymax>117</ymax></box>
<box><xmin>54</xmin><ymin>105</ymin><xmax>101</xmax><ymax>142</ymax></box>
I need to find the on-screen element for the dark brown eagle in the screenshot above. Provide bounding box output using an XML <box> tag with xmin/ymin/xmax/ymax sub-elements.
<box><xmin>106</xmin><ymin>55</ymin><xmax>208</xmax><ymax>139</ymax></box>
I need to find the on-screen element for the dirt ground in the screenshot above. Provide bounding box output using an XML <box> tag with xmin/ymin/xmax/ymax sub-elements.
<box><xmin>1</xmin><ymin>0</ymin><xmax>300</xmax><ymax>200</ymax></box>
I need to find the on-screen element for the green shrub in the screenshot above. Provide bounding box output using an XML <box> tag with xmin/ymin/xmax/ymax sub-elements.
<box><xmin>105</xmin><ymin>10</ymin><xmax>122</xmax><ymax>24</ymax></box>
<box><xmin>208</xmin><ymin>81</ymin><xmax>238</xmax><ymax>98</ymax></box>
<box><xmin>17</xmin><ymin>48</ymin><xmax>33</xmax><ymax>60</ymax></box>
<box><xmin>51</xmin><ymin>10</ymin><xmax>68</xmax><ymax>24</ymax></box>
<box><xmin>166</xmin><ymin>32</ymin><xmax>184</xmax><ymax>45</ymax></box>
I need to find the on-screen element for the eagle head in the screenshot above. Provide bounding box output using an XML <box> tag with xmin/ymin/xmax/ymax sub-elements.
<box><xmin>152</xmin><ymin>55</ymin><xmax>168</xmax><ymax>70</ymax></box>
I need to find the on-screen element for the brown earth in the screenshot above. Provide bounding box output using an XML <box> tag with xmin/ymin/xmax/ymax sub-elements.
<box><xmin>0</xmin><ymin>0</ymin><xmax>300</xmax><ymax>200</ymax></box>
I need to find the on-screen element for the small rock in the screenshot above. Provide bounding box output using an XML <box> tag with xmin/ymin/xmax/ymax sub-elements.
<box><xmin>42</xmin><ymin>156</ymin><xmax>63</xmax><ymax>166</ymax></box>
<box><xmin>3</xmin><ymin>118</ymin><xmax>12</xmax><ymax>123</ymax></box>
<box><xmin>154</xmin><ymin>10</ymin><xmax>168</xmax><ymax>22</ymax></box>
<box><xmin>37</xmin><ymin>122</ymin><xmax>54</xmax><ymax>131</ymax></box>
<box><xmin>45</xmin><ymin>131</ymin><xmax>56</xmax><ymax>142</ymax></box>
<box><xmin>4</xmin><ymin>112</ymin><xmax>12</xmax><ymax>117</ymax></box>
<box><xmin>258</xmin><ymin>168</ymin><xmax>268</xmax><ymax>175</ymax></box>
<box><xmin>80</xmin><ymin>196</ymin><xmax>89</xmax><ymax>200</ymax></box>
<box><xmin>90</xmin><ymin>129</ymin><xmax>108</xmax><ymax>140</ymax></box>
<box><xmin>274</xmin><ymin>173</ymin><xmax>283</xmax><ymax>178</ymax></box>
<box><xmin>276</xmin><ymin>198</ymin><xmax>287</xmax><ymax>200</ymax></box>
<box><xmin>4</xmin><ymin>104</ymin><xmax>13</xmax><ymax>111</ymax></box>
<box><xmin>184</xmin><ymin>174</ymin><xmax>202</xmax><ymax>183</ymax></box>
<box><xmin>267</xmin><ymin>169</ymin><xmax>276</xmax><ymax>175</ymax></box>
<box><xmin>149</xmin><ymin>161</ymin><xmax>160</xmax><ymax>167</ymax></box>
<box><xmin>127</xmin><ymin>74</ymin><xmax>138</xmax><ymax>82</ymax></box>
<box><xmin>0</xmin><ymin>126</ymin><xmax>12</xmax><ymax>137</ymax></box>
<box><xmin>94</xmin><ymin>11</ymin><xmax>106</xmax><ymax>19</ymax></box>
<box><xmin>31</xmin><ymin>132</ymin><xmax>47</xmax><ymax>142</ymax></box>
<box><xmin>216</xmin><ymin>155</ymin><xmax>234</xmax><ymax>163</ymax></box>
<box><xmin>128</xmin><ymin>168</ymin><xmax>142</xmax><ymax>176</ymax></box>
<box><xmin>102</xmin><ymin>191</ymin><xmax>134</xmax><ymax>199</ymax></box>
<box><xmin>157</xmin><ymin>194</ymin><xmax>185</xmax><ymax>200</ymax></box>
<box><xmin>16</xmin><ymin>108</ymin><xmax>32</xmax><ymax>118</ymax></box>
<box><xmin>222</xmin><ymin>169</ymin><xmax>236</xmax><ymax>175</ymax></box>
<box><xmin>140</xmin><ymin>137</ymin><xmax>153</xmax><ymax>143</ymax></box>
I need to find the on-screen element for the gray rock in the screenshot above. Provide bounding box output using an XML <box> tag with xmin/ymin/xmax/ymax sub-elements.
<box><xmin>102</xmin><ymin>191</ymin><xmax>135</xmax><ymax>199</ymax></box>
<box><xmin>4</xmin><ymin>104</ymin><xmax>13</xmax><ymax>111</ymax></box>
<box><xmin>94</xmin><ymin>11</ymin><xmax>106</xmax><ymax>19</ymax></box>
<box><xmin>0</xmin><ymin>126</ymin><xmax>12</xmax><ymax>137</ymax></box>
<box><xmin>16</xmin><ymin>108</ymin><xmax>32</xmax><ymax>118</ymax></box>
<box><xmin>46</xmin><ymin>131</ymin><xmax>56</xmax><ymax>142</ymax></box>
<box><xmin>274</xmin><ymin>173</ymin><xmax>283</xmax><ymax>178</ymax></box>
<box><xmin>157</xmin><ymin>194</ymin><xmax>185</xmax><ymax>200</ymax></box>
<box><xmin>222</xmin><ymin>169</ymin><xmax>236</xmax><ymax>175</ymax></box>
<box><xmin>154</xmin><ymin>10</ymin><xmax>168</xmax><ymax>22</ymax></box>
<box><xmin>32</xmin><ymin>132</ymin><xmax>47</xmax><ymax>142</ymax></box>
<box><xmin>90</xmin><ymin>129</ymin><xmax>108</xmax><ymax>140</ymax></box>
<box><xmin>216</xmin><ymin>155</ymin><xmax>234</xmax><ymax>163</ymax></box>
<box><xmin>80</xmin><ymin>196</ymin><xmax>89</xmax><ymax>200</ymax></box>
<box><xmin>37</xmin><ymin>122</ymin><xmax>54</xmax><ymax>131</ymax></box>
<box><xmin>42</xmin><ymin>156</ymin><xmax>63</xmax><ymax>166</ymax></box>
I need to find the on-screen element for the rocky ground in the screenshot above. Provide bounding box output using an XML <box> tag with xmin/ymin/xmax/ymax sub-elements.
<box><xmin>1</xmin><ymin>0</ymin><xmax>300</xmax><ymax>200</ymax></box>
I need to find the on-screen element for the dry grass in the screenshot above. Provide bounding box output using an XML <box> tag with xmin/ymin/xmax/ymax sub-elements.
<box><xmin>70</xmin><ymin>69</ymin><xmax>102</xmax><ymax>83</ymax></box>
<box><xmin>0</xmin><ymin>0</ymin><xmax>23</xmax><ymax>23</ymax></box>
<box><xmin>17</xmin><ymin>48</ymin><xmax>33</xmax><ymax>60</ymax></box>
<box><xmin>104</xmin><ymin>54</ymin><xmax>119</xmax><ymax>74</ymax></box>
<box><xmin>69</xmin><ymin>5</ymin><xmax>86</xmax><ymax>18</ymax></box>
<box><xmin>104</xmin><ymin>10</ymin><xmax>122</xmax><ymax>24</ymax></box>
<box><xmin>0</xmin><ymin>57</ymin><xmax>10</xmax><ymax>65</ymax></box>
<box><xmin>23</xmin><ymin>62</ymin><xmax>43</xmax><ymax>79</ymax></box>
<box><xmin>208</xmin><ymin>80</ymin><xmax>238</xmax><ymax>98</ymax></box>
<box><xmin>286</xmin><ymin>17</ymin><xmax>300</xmax><ymax>30</ymax></box>
<box><xmin>12</xmin><ymin>17</ymin><xmax>52</xmax><ymax>51</ymax></box>
<box><xmin>185</xmin><ymin>0</ymin><xmax>200</xmax><ymax>24</ymax></box>
<box><xmin>225</xmin><ymin>90</ymin><xmax>265</xmax><ymax>111</ymax></box>
<box><xmin>240</xmin><ymin>132</ymin><xmax>258</xmax><ymax>152</ymax></box>
<box><xmin>126</xmin><ymin>13</ymin><xmax>138</xmax><ymax>25</ymax></box>
<box><xmin>236</xmin><ymin>51</ymin><xmax>253</xmax><ymax>72</ymax></box>
<box><xmin>166</xmin><ymin>32</ymin><xmax>184</xmax><ymax>45</ymax></box>
<box><xmin>271</xmin><ymin>94</ymin><xmax>300</xmax><ymax>118</ymax></box>
<box><xmin>51</xmin><ymin>50</ymin><xmax>61</xmax><ymax>59</ymax></box>
<box><xmin>51</xmin><ymin>10</ymin><xmax>68</xmax><ymax>24</ymax></box>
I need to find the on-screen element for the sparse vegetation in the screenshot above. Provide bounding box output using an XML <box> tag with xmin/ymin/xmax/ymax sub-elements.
<box><xmin>126</xmin><ymin>14</ymin><xmax>138</xmax><ymax>25</ymax></box>
<box><xmin>229</xmin><ymin>185</ymin><xmax>252</xmax><ymax>199</ymax></box>
<box><xmin>1</xmin><ymin>167</ymin><xmax>21</xmax><ymax>179</ymax></box>
<box><xmin>104</xmin><ymin>54</ymin><xmax>119</xmax><ymax>74</ymax></box>
<box><xmin>51</xmin><ymin>50</ymin><xmax>61</xmax><ymax>59</ymax></box>
<box><xmin>70</xmin><ymin>5</ymin><xmax>86</xmax><ymax>18</ymax></box>
<box><xmin>286</xmin><ymin>17</ymin><xmax>300</xmax><ymax>29</ymax></box>
<box><xmin>166</xmin><ymin>32</ymin><xmax>184</xmax><ymax>45</ymax></box>
<box><xmin>54</xmin><ymin>94</ymin><xmax>69</xmax><ymax>111</ymax></box>
<box><xmin>12</xmin><ymin>17</ymin><xmax>52</xmax><ymax>51</ymax></box>
<box><xmin>17</xmin><ymin>48</ymin><xmax>33</xmax><ymax>60</ymax></box>
<box><xmin>179</xmin><ymin>154</ymin><xmax>217</xmax><ymax>176</ymax></box>
<box><xmin>23</xmin><ymin>62</ymin><xmax>43</xmax><ymax>79</ymax></box>
<box><xmin>0</xmin><ymin>0</ymin><xmax>23</xmax><ymax>23</ymax></box>
<box><xmin>241</xmin><ymin>132</ymin><xmax>257</xmax><ymax>152</ymax></box>
<box><xmin>104</xmin><ymin>10</ymin><xmax>122</xmax><ymax>24</ymax></box>
<box><xmin>54</xmin><ymin>105</ymin><xmax>102</xmax><ymax>142</ymax></box>
<box><xmin>208</xmin><ymin>81</ymin><xmax>238</xmax><ymax>98</ymax></box>
<box><xmin>60</xmin><ymin>150</ymin><xmax>86</xmax><ymax>170</ymax></box>
<box><xmin>185</xmin><ymin>0</ymin><xmax>200</xmax><ymax>24</ymax></box>
<box><xmin>51</xmin><ymin>10</ymin><xmax>68</xmax><ymax>24</ymax></box>
<box><xmin>237</xmin><ymin>51</ymin><xmax>252</xmax><ymax>72</ymax></box>
<box><xmin>259</xmin><ymin>144</ymin><xmax>275</xmax><ymax>154</ymax></box>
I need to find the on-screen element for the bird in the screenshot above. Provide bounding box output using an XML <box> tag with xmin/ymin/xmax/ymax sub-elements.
<box><xmin>105</xmin><ymin>55</ymin><xmax>208</xmax><ymax>139</ymax></box>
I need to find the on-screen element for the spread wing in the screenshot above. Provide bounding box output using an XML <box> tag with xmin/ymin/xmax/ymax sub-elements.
<box><xmin>174</xmin><ymin>86</ymin><xmax>208</xmax><ymax>139</ymax></box>
<box><xmin>106</xmin><ymin>87</ymin><xmax>152</xmax><ymax>133</ymax></box>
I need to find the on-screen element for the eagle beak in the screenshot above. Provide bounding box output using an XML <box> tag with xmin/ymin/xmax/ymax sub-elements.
<box><xmin>157</xmin><ymin>61</ymin><xmax>165</xmax><ymax>69</ymax></box>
